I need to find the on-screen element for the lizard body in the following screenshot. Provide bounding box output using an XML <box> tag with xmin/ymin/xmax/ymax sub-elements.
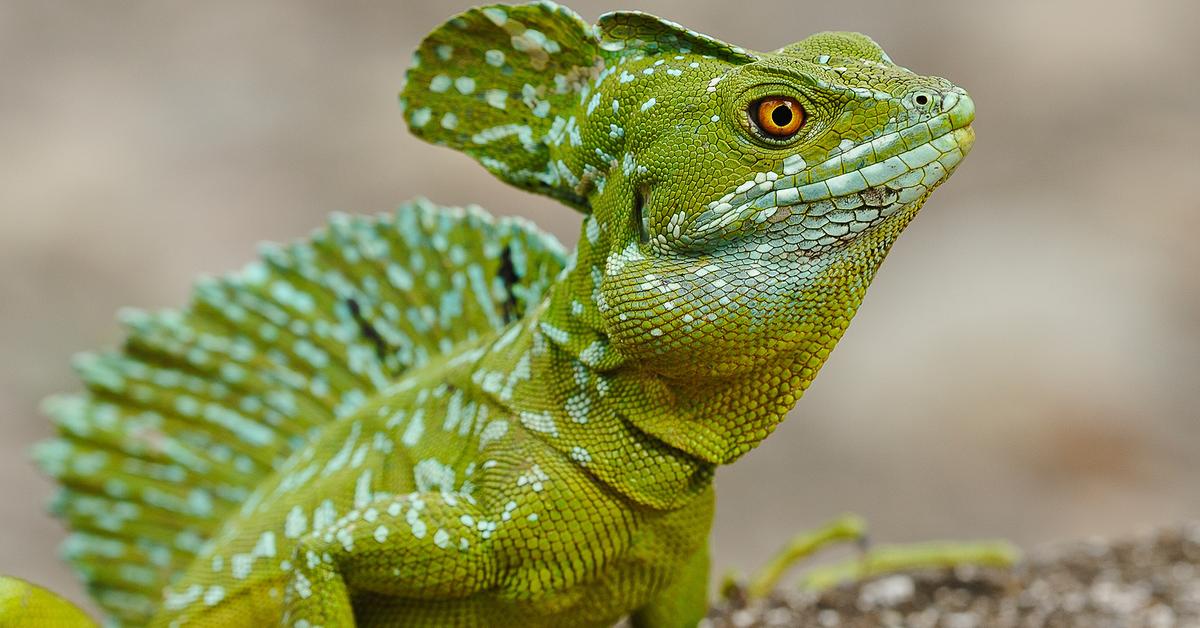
<box><xmin>5</xmin><ymin>2</ymin><xmax>974</xmax><ymax>626</ymax></box>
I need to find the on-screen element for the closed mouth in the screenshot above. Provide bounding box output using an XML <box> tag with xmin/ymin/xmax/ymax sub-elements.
<box><xmin>673</xmin><ymin>91</ymin><xmax>976</xmax><ymax>253</ymax></box>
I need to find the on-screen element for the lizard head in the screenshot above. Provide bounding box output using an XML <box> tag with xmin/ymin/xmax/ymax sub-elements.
<box><xmin>404</xmin><ymin>3</ymin><xmax>973</xmax><ymax>404</ymax></box>
<box><xmin>589</xmin><ymin>27</ymin><xmax>975</xmax><ymax>383</ymax></box>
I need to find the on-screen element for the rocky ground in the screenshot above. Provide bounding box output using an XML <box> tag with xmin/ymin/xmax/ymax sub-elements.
<box><xmin>708</xmin><ymin>523</ymin><xmax>1200</xmax><ymax>628</ymax></box>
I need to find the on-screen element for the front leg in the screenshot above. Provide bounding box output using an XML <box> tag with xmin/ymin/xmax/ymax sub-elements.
<box><xmin>282</xmin><ymin>492</ymin><xmax>498</xmax><ymax>627</ymax></box>
<box><xmin>630</xmin><ymin>544</ymin><xmax>709</xmax><ymax>628</ymax></box>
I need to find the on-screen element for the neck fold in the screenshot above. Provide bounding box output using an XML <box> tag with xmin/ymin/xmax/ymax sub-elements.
<box><xmin>466</xmin><ymin>251</ymin><xmax>716</xmax><ymax>509</ymax></box>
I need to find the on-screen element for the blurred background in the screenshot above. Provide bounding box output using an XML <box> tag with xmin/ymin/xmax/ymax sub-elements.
<box><xmin>2</xmin><ymin>0</ymin><xmax>1197</xmax><ymax>617</ymax></box>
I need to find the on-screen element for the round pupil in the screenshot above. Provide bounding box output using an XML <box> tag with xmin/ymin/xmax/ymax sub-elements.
<box><xmin>771</xmin><ymin>105</ymin><xmax>793</xmax><ymax>127</ymax></box>
<box><xmin>915</xmin><ymin>94</ymin><xmax>929</xmax><ymax>105</ymax></box>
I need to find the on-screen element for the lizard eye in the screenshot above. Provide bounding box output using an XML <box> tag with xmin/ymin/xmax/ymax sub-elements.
<box><xmin>752</xmin><ymin>97</ymin><xmax>805</xmax><ymax>139</ymax></box>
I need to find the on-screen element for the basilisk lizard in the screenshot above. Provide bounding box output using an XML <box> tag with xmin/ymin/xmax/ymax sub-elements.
<box><xmin>0</xmin><ymin>2</ymin><xmax>994</xmax><ymax>626</ymax></box>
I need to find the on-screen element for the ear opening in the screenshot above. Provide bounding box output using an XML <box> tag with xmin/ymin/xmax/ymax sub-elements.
<box><xmin>633</xmin><ymin>187</ymin><xmax>650</xmax><ymax>245</ymax></box>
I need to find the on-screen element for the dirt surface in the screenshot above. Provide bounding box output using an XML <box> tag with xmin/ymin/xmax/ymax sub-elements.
<box><xmin>709</xmin><ymin>523</ymin><xmax>1200</xmax><ymax>628</ymax></box>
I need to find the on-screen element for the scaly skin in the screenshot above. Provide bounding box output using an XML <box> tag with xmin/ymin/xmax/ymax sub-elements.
<box><xmin>11</xmin><ymin>2</ymin><xmax>975</xmax><ymax>626</ymax></box>
<box><xmin>0</xmin><ymin>577</ymin><xmax>94</xmax><ymax>627</ymax></box>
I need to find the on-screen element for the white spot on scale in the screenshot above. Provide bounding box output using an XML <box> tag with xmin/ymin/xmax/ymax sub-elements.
<box><xmin>402</xmin><ymin>408</ymin><xmax>425</xmax><ymax>447</ymax></box>
<box><xmin>407</xmin><ymin>506</ymin><xmax>427</xmax><ymax>539</ymax></box>
<box><xmin>538</xmin><ymin>321</ymin><xmax>570</xmax><ymax>344</ymax></box>
<box><xmin>454</xmin><ymin>77</ymin><xmax>476</xmax><ymax>95</ymax></box>
<box><xmin>350</xmin><ymin>444</ymin><xmax>368</xmax><ymax>469</ymax></box>
<box><xmin>569</xmin><ymin>447</ymin><xmax>592</xmax><ymax>464</ymax></box>
<box><xmin>566</xmin><ymin>392</ymin><xmax>591</xmax><ymax>424</ymax></box>
<box><xmin>313</xmin><ymin>499</ymin><xmax>337</xmax><ymax>532</ymax></box>
<box><xmin>481</xmin><ymin>7</ymin><xmax>507</xmax><ymax>26</ymax></box>
<box><xmin>585</xmin><ymin>216</ymin><xmax>600</xmax><ymax>244</ymax></box>
<box><xmin>336</xmin><ymin>527</ymin><xmax>354</xmax><ymax>551</ymax></box>
<box><xmin>325</xmin><ymin>423</ymin><xmax>361</xmax><ymax>474</ymax></box>
<box><xmin>231</xmin><ymin>554</ymin><xmax>253</xmax><ymax>580</ymax></box>
<box><xmin>429</xmin><ymin>75</ymin><xmax>452</xmax><ymax>93</ymax></box>
<box><xmin>354</xmin><ymin>469</ymin><xmax>374</xmax><ymax>509</ymax></box>
<box><xmin>414</xmin><ymin>458</ymin><xmax>456</xmax><ymax>493</ymax></box>
<box><xmin>292</xmin><ymin>572</ymin><xmax>312</xmax><ymax>600</ymax></box>
<box><xmin>520</xmin><ymin>411</ymin><xmax>559</xmax><ymax>437</ymax></box>
<box><xmin>478</xmin><ymin>419</ymin><xmax>509</xmax><ymax>449</ymax></box>
<box><xmin>203</xmin><ymin>585</ymin><xmax>225</xmax><ymax>606</ymax></box>
<box><xmin>163</xmin><ymin>584</ymin><xmax>203</xmax><ymax>611</ymax></box>
<box><xmin>254</xmin><ymin>531</ymin><xmax>276</xmax><ymax>559</ymax></box>
<box><xmin>285</xmin><ymin>506</ymin><xmax>307</xmax><ymax>540</ymax></box>
<box><xmin>517</xmin><ymin>464</ymin><xmax>549</xmax><ymax>492</ymax></box>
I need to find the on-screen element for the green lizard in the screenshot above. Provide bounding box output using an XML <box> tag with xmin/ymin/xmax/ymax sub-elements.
<box><xmin>1</xmin><ymin>2</ymin><xmax>987</xmax><ymax>626</ymax></box>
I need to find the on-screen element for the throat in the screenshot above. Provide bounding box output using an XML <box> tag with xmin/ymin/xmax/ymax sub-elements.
<box><xmin>464</xmin><ymin>274</ymin><xmax>715</xmax><ymax>510</ymax></box>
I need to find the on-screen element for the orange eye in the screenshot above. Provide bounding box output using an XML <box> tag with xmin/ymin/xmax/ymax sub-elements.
<box><xmin>754</xmin><ymin>97</ymin><xmax>805</xmax><ymax>138</ymax></box>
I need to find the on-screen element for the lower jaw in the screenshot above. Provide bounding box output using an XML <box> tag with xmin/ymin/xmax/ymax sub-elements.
<box><xmin>954</xmin><ymin>126</ymin><xmax>976</xmax><ymax>155</ymax></box>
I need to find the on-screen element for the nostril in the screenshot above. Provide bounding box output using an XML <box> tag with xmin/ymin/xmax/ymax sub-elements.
<box><xmin>946</xmin><ymin>92</ymin><xmax>974</xmax><ymax>128</ymax></box>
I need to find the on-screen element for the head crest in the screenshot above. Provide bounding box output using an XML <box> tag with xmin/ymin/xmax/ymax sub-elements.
<box><xmin>401</xmin><ymin>2</ymin><xmax>757</xmax><ymax>212</ymax></box>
